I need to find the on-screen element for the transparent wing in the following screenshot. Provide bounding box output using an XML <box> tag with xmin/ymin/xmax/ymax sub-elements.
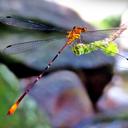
<box><xmin>2</xmin><ymin>37</ymin><xmax>64</xmax><ymax>54</ymax></box>
<box><xmin>0</xmin><ymin>16</ymin><xmax>125</xmax><ymax>40</ymax></box>
<box><xmin>82</xmin><ymin>28</ymin><xmax>121</xmax><ymax>42</ymax></box>
<box><xmin>0</xmin><ymin>16</ymin><xmax>65</xmax><ymax>32</ymax></box>
<box><xmin>3</xmin><ymin>28</ymin><xmax>126</xmax><ymax>54</ymax></box>
<box><xmin>0</xmin><ymin>16</ymin><xmax>122</xmax><ymax>35</ymax></box>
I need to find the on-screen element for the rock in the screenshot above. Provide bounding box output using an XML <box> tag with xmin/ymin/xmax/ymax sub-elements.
<box><xmin>22</xmin><ymin>70</ymin><xmax>94</xmax><ymax>128</ymax></box>
<box><xmin>0</xmin><ymin>0</ymin><xmax>93</xmax><ymax>29</ymax></box>
<box><xmin>97</xmin><ymin>75</ymin><xmax>128</xmax><ymax>112</ymax></box>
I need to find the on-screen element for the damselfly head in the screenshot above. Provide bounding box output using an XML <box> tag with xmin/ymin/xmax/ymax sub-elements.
<box><xmin>72</xmin><ymin>26</ymin><xmax>87</xmax><ymax>32</ymax></box>
<box><xmin>82</xmin><ymin>27</ymin><xmax>87</xmax><ymax>32</ymax></box>
<box><xmin>73</xmin><ymin>26</ymin><xmax>76</xmax><ymax>29</ymax></box>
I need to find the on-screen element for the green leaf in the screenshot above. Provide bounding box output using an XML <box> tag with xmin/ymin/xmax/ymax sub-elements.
<box><xmin>101</xmin><ymin>42</ymin><xmax>119</xmax><ymax>56</ymax></box>
<box><xmin>71</xmin><ymin>43</ymin><xmax>85</xmax><ymax>55</ymax></box>
<box><xmin>0</xmin><ymin>64</ymin><xmax>51</xmax><ymax>128</ymax></box>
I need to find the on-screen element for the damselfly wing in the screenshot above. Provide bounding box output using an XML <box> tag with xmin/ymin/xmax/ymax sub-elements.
<box><xmin>0</xmin><ymin>16</ymin><xmax>65</xmax><ymax>32</ymax></box>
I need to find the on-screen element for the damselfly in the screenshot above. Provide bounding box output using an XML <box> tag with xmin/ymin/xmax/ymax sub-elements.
<box><xmin>0</xmin><ymin>16</ymin><xmax>128</xmax><ymax>115</ymax></box>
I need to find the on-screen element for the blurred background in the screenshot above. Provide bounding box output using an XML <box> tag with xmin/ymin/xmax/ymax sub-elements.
<box><xmin>0</xmin><ymin>0</ymin><xmax>128</xmax><ymax>128</ymax></box>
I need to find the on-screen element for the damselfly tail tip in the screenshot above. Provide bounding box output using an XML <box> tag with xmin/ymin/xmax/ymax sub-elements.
<box><xmin>7</xmin><ymin>102</ymin><xmax>19</xmax><ymax>116</ymax></box>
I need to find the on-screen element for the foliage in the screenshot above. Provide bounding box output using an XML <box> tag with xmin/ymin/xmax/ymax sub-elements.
<box><xmin>100</xmin><ymin>15</ymin><xmax>121</xmax><ymax>28</ymax></box>
<box><xmin>71</xmin><ymin>40</ymin><xmax>118</xmax><ymax>56</ymax></box>
<box><xmin>93</xmin><ymin>15</ymin><xmax>121</xmax><ymax>29</ymax></box>
<box><xmin>0</xmin><ymin>64</ymin><xmax>51</xmax><ymax>128</ymax></box>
